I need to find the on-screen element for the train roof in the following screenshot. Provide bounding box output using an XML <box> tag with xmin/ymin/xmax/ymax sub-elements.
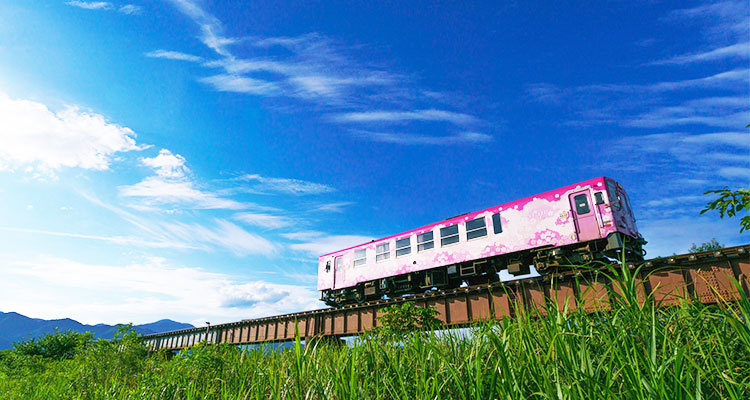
<box><xmin>320</xmin><ymin>176</ymin><xmax>615</xmax><ymax>258</ymax></box>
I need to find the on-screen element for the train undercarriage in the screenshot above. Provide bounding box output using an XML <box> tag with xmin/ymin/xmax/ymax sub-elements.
<box><xmin>320</xmin><ymin>233</ymin><xmax>646</xmax><ymax>307</ymax></box>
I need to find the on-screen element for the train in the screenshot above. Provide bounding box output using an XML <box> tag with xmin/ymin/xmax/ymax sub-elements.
<box><xmin>317</xmin><ymin>177</ymin><xmax>647</xmax><ymax>307</ymax></box>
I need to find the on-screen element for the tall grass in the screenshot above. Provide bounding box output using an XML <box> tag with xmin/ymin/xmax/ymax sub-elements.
<box><xmin>1</xmin><ymin>265</ymin><xmax>748</xmax><ymax>399</ymax></box>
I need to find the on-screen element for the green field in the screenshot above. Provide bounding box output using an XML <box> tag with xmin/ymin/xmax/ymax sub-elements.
<box><xmin>2</xmin><ymin>267</ymin><xmax>749</xmax><ymax>399</ymax></box>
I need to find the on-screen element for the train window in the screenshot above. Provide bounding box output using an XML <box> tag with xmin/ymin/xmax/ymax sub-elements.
<box><xmin>417</xmin><ymin>231</ymin><xmax>434</xmax><ymax>251</ymax></box>
<box><xmin>376</xmin><ymin>243</ymin><xmax>390</xmax><ymax>261</ymax></box>
<box><xmin>492</xmin><ymin>213</ymin><xmax>503</xmax><ymax>234</ymax></box>
<box><xmin>574</xmin><ymin>194</ymin><xmax>591</xmax><ymax>214</ymax></box>
<box><xmin>353</xmin><ymin>249</ymin><xmax>366</xmax><ymax>266</ymax></box>
<box><xmin>396</xmin><ymin>237</ymin><xmax>411</xmax><ymax>257</ymax></box>
<box><xmin>466</xmin><ymin>217</ymin><xmax>487</xmax><ymax>240</ymax></box>
<box><xmin>440</xmin><ymin>225</ymin><xmax>460</xmax><ymax>246</ymax></box>
<box><xmin>594</xmin><ymin>192</ymin><xmax>604</xmax><ymax>205</ymax></box>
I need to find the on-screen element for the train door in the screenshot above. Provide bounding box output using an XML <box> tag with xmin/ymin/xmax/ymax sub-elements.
<box><xmin>569</xmin><ymin>190</ymin><xmax>600</xmax><ymax>242</ymax></box>
<box><xmin>333</xmin><ymin>255</ymin><xmax>343</xmax><ymax>290</ymax></box>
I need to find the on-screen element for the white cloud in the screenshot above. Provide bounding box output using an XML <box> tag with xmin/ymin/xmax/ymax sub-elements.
<box><xmin>626</xmin><ymin>101</ymin><xmax>750</xmax><ymax>128</ymax></box>
<box><xmin>236</xmin><ymin>174</ymin><xmax>335</xmax><ymax>195</ymax></box>
<box><xmin>233</xmin><ymin>212</ymin><xmax>291</xmax><ymax>230</ymax></box>
<box><xmin>535</xmin><ymin>70</ymin><xmax>749</xmax><ymax>129</ymax></box>
<box><xmin>0</xmin><ymin>226</ymin><xmax>197</xmax><ymax>250</ymax></box>
<box><xmin>355</xmin><ymin>130</ymin><xmax>493</xmax><ymax>145</ymax></box>
<box><xmin>81</xmin><ymin>194</ymin><xmax>278</xmax><ymax>256</ymax></box>
<box><xmin>644</xmin><ymin>195</ymin><xmax>705</xmax><ymax>208</ymax></box>
<box><xmin>1</xmin><ymin>256</ymin><xmax>319</xmax><ymax>325</ymax></box>
<box><xmin>578</xmin><ymin>68</ymin><xmax>750</xmax><ymax>93</ymax></box>
<box><xmin>120</xmin><ymin>177</ymin><xmax>246</xmax><ymax>210</ymax></box>
<box><xmin>280</xmin><ymin>231</ymin><xmax>325</xmax><ymax>241</ymax></box>
<box><xmin>65</xmin><ymin>1</ymin><xmax>112</xmax><ymax>10</ymax></box>
<box><xmin>526</xmin><ymin>83</ymin><xmax>563</xmax><ymax>105</ymax></box>
<box><xmin>648</xmin><ymin>69</ymin><xmax>750</xmax><ymax>91</ymax></box>
<box><xmin>204</xmin><ymin>58</ymin><xmax>297</xmax><ymax>75</ymax></box>
<box><xmin>682</xmin><ymin>131</ymin><xmax>750</xmax><ymax>148</ymax></box>
<box><xmin>286</xmin><ymin>232</ymin><xmax>373</xmax><ymax>256</ymax></box>
<box><xmin>332</xmin><ymin>109</ymin><xmax>480</xmax><ymax>125</ymax></box>
<box><xmin>200</xmin><ymin>74</ymin><xmax>278</xmax><ymax>95</ymax></box>
<box><xmin>717</xmin><ymin>166</ymin><xmax>750</xmax><ymax>180</ymax></box>
<box><xmin>0</xmin><ymin>92</ymin><xmax>143</xmax><ymax>174</ymax></box>
<box><xmin>141</xmin><ymin>149</ymin><xmax>189</xmax><ymax>178</ymax></box>
<box><xmin>158</xmin><ymin>219</ymin><xmax>278</xmax><ymax>256</ymax></box>
<box><xmin>669</xmin><ymin>1</ymin><xmax>750</xmax><ymax>39</ymax></box>
<box><xmin>167</xmin><ymin>0</ymin><xmax>235</xmax><ymax>57</ymax></box>
<box><xmin>312</xmin><ymin>202</ymin><xmax>353</xmax><ymax>213</ymax></box>
<box><xmin>610</xmin><ymin>131</ymin><xmax>749</xmax><ymax>178</ymax></box>
<box><xmin>145</xmin><ymin>49</ymin><xmax>203</xmax><ymax>62</ymax></box>
<box><xmin>653</xmin><ymin>42</ymin><xmax>750</xmax><ymax>65</ymax></box>
<box><xmin>119</xmin><ymin>149</ymin><xmax>247</xmax><ymax>210</ymax></box>
<box><xmin>118</xmin><ymin>4</ymin><xmax>142</xmax><ymax>15</ymax></box>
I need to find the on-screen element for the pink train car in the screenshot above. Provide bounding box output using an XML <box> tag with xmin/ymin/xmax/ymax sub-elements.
<box><xmin>318</xmin><ymin>177</ymin><xmax>646</xmax><ymax>306</ymax></box>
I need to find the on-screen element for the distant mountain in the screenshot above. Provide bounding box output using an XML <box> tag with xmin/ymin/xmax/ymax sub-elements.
<box><xmin>0</xmin><ymin>311</ymin><xmax>193</xmax><ymax>350</ymax></box>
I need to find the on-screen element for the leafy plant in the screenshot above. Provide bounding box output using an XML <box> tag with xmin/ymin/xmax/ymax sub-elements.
<box><xmin>13</xmin><ymin>329</ymin><xmax>95</xmax><ymax>360</ymax></box>
<box><xmin>373</xmin><ymin>302</ymin><xmax>442</xmax><ymax>339</ymax></box>
<box><xmin>701</xmin><ymin>187</ymin><xmax>750</xmax><ymax>233</ymax></box>
<box><xmin>689</xmin><ymin>238</ymin><xmax>724</xmax><ymax>253</ymax></box>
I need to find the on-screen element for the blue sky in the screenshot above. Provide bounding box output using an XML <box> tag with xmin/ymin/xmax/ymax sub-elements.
<box><xmin>0</xmin><ymin>0</ymin><xmax>747</xmax><ymax>326</ymax></box>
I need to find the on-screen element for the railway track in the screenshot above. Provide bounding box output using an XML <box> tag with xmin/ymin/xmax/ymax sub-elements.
<box><xmin>144</xmin><ymin>244</ymin><xmax>750</xmax><ymax>351</ymax></box>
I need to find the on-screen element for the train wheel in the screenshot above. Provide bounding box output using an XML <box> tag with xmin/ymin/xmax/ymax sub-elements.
<box><xmin>354</xmin><ymin>290</ymin><xmax>366</xmax><ymax>304</ymax></box>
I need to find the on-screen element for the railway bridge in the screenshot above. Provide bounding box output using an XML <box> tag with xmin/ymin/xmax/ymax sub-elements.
<box><xmin>144</xmin><ymin>244</ymin><xmax>750</xmax><ymax>351</ymax></box>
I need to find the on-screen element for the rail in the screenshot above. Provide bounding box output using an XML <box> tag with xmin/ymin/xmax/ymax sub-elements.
<box><xmin>143</xmin><ymin>244</ymin><xmax>750</xmax><ymax>351</ymax></box>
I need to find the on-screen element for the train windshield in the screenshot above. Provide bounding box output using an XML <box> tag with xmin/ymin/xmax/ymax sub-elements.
<box><xmin>607</xmin><ymin>180</ymin><xmax>636</xmax><ymax>221</ymax></box>
<box><xmin>606</xmin><ymin>180</ymin><xmax>621</xmax><ymax>211</ymax></box>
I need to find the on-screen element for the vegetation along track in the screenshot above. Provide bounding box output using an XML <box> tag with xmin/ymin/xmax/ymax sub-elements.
<box><xmin>144</xmin><ymin>244</ymin><xmax>750</xmax><ymax>351</ymax></box>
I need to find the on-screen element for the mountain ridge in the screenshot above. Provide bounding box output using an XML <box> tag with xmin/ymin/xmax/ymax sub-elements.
<box><xmin>0</xmin><ymin>311</ymin><xmax>194</xmax><ymax>350</ymax></box>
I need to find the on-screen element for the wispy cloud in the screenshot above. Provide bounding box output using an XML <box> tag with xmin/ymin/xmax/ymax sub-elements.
<box><xmin>285</xmin><ymin>231</ymin><xmax>374</xmax><ymax>256</ymax></box>
<box><xmin>653</xmin><ymin>42</ymin><xmax>750</xmax><ymax>65</ymax></box>
<box><xmin>643</xmin><ymin>195</ymin><xmax>706</xmax><ymax>208</ymax></box>
<box><xmin>525</xmin><ymin>83</ymin><xmax>563</xmax><ymax>105</ymax></box>
<box><xmin>119</xmin><ymin>149</ymin><xmax>247</xmax><ymax>210</ymax></box>
<box><xmin>311</xmin><ymin>202</ymin><xmax>353</xmax><ymax>213</ymax></box>
<box><xmin>66</xmin><ymin>1</ymin><xmax>142</xmax><ymax>15</ymax></box>
<box><xmin>0</xmin><ymin>226</ymin><xmax>197</xmax><ymax>250</ymax></box>
<box><xmin>575</xmin><ymin>68</ymin><xmax>750</xmax><ymax>94</ymax></box>
<box><xmin>668</xmin><ymin>0</ymin><xmax>750</xmax><ymax>39</ymax></box>
<box><xmin>145</xmin><ymin>50</ymin><xmax>203</xmax><ymax>62</ymax></box>
<box><xmin>157</xmin><ymin>219</ymin><xmax>278</xmax><ymax>256</ymax></box>
<box><xmin>199</xmin><ymin>74</ymin><xmax>278</xmax><ymax>95</ymax></box>
<box><xmin>625</xmin><ymin>96</ymin><xmax>750</xmax><ymax>128</ymax></box>
<box><xmin>118</xmin><ymin>4</ymin><xmax>142</xmax><ymax>15</ymax></box>
<box><xmin>0</xmin><ymin>91</ymin><xmax>144</xmax><ymax>175</ymax></box>
<box><xmin>331</xmin><ymin>109</ymin><xmax>480</xmax><ymax>125</ymax></box>
<box><xmin>717</xmin><ymin>167</ymin><xmax>750</xmax><ymax>180</ymax></box>
<box><xmin>528</xmin><ymin>69</ymin><xmax>750</xmax><ymax>129</ymax></box>
<box><xmin>355</xmin><ymin>130</ymin><xmax>493</xmax><ymax>145</ymax></box>
<box><xmin>233</xmin><ymin>212</ymin><xmax>291</xmax><ymax>230</ymax></box>
<box><xmin>235</xmin><ymin>174</ymin><xmax>335</xmax><ymax>196</ymax></box>
<box><xmin>65</xmin><ymin>1</ymin><xmax>112</xmax><ymax>10</ymax></box>
<box><xmin>82</xmin><ymin>193</ymin><xmax>278</xmax><ymax>256</ymax></box>
<box><xmin>167</xmin><ymin>0</ymin><xmax>235</xmax><ymax>57</ymax></box>
<box><xmin>608</xmin><ymin>131</ymin><xmax>749</xmax><ymax>183</ymax></box>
